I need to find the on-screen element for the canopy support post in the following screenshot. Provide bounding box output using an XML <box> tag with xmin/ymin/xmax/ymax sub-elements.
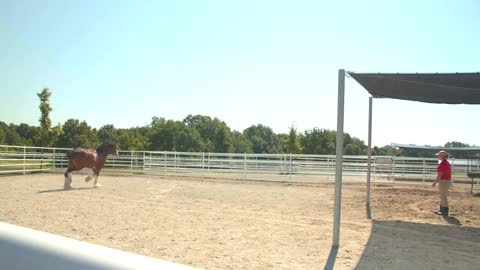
<box><xmin>366</xmin><ymin>96</ymin><xmax>373</xmax><ymax>219</ymax></box>
<box><xmin>332</xmin><ymin>69</ymin><xmax>345</xmax><ymax>247</ymax></box>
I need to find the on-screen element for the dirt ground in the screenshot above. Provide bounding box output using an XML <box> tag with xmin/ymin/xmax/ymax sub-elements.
<box><xmin>0</xmin><ymin>173</ymin><xmax>479</xmax><ymax>270</ymax></box>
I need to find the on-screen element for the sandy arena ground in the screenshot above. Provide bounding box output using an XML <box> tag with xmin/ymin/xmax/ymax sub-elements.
<box><xmin>1</xmin><ymin>173</ymin><xmax>479</xmax><ymax>270</ymax></box>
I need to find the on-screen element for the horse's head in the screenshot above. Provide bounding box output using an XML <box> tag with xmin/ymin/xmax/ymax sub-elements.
<box><xmin>97</xmin><ymin>142</ymin><xmax>119</xmax><ymax>156</ymax></box>
<box><xmin>111</xmin><ymin>143</ymin><xmax>119</xmax><ymax>155</ymax></box>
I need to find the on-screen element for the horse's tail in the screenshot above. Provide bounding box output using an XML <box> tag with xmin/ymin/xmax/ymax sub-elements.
<box><xmin>66</xmin><ymin>150</ymin><xmax>73</xmax><ymax>158</ymax></box>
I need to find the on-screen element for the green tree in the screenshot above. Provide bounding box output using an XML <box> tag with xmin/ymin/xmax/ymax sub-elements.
<box><xmin>15</xmin><ymin>123</ymin><xmax>39</xmax><ymax>146</ymax></box>
<box><xmin>231</xmin><ymin>131</ymin><xmax>253</xmax><ymax>153</ymax></box>
<box><xmin>36</xmin><ymin>88</ymin><xmax>55</xmax><ymax>146</ymax></box>
<box><xmin>2</xmin><ymin>123</ymin><xmax>24</xmax><ymax>145</ymax></box>
<box><xmin>98</xmin><ymin>124</ymin><xmax>118</xmax><ymax>143</ymax></box>
<box><xmin>0</xmin><ymin>122</ymin><xmax>14</xmax><ymax>145</ymax></box>
<box><xmin>51</xmin><ymin>124</ymin><xmax>62</xmax><ymax>146</ymax></box>
<box><xmin>243</xmin><ymin>124</ymin><xmax>281</xmax><ymax>154</ymax></box>
<box><xmin>285</xmin><ymin>126</ymin><xmax>302</xmax><ymax>154</ymax></box>
<box><xmin>344</xmin><ymin>135</ymin><xmax>367</xmax><ymax>155</ymax></box>
<box><xmin>117</xmin><ymin>128</ymin><xmax>148</xmax><ymax>150</ymax></box>
<box><xmin>0</xmin><ymin>125</ymin><xmax>5</xmax><ymax>144</ymax></box>
<box><xmin>150</xmin><ymin>116</ymin><xmax>166</xmax><ymax>129</ymax></box>
<box><xmin>174</xmin><ymin>124</ymin><xmax>205</xmax><ymax>152</ymax></box>
<box><xmin>445</xmin><ymin>141</ymin><xmax>470</xmax><ymax>148</ymax></box>
<box><xmin>184</xmin><ymin>114</ymin><xmax>233</xmax><ymax>152</ymax></box>
<box><xmin>301</xmin><ymin>128</ymin><xmax>336</xmax><ymax>154</ymax></box>
<box><xmin>148</xmin><ymin>117</ymin><xmax>168</xmax><ymax>150</ymax></box>
<box><xmin>149</xmin><ymin>119</ymin><xmax>204</xmax><ymax>152</ymax></box>
<box><xmin>56</xmin><ymin>119</ymin><xmax>99</xmax><ymax>148</ymax></box>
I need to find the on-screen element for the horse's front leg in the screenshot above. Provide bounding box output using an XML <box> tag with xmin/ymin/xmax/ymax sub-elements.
<box><xmin>64</xmin><ymin>168</ymin><xmax>74</xmax><ymax>190</ymax></box>
<box><xmin>93</xmin><ymin>169</ymin><xmax>101</xmax><ymax>188</ymax></box>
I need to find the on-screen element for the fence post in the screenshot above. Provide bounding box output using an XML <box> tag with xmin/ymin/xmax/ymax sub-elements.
<box><xmin>40</xmin><ymin>148</ymin><xmax>43</xmax><ymax>169</ymax></box>
<box><xmin>164</xmin><ymin>152</ymin><xmax>167</xmax><ymax>178</ymax></box>
<box><xmin>174</xmin><ymin>152</ymin><xmax>177</xmax><ymax>173</ymax></box>
<box><xmin>23</xmin><ymin>146</ymin><xmax>26</xmax><ymax>175</ymax></box>
<box><xmin>52</xmin><ymin>148</ymin><xmax>56</xmax><ymax>170</ymax></box>
<box><xmin>392</xmin><ymin>157</ymin><xmax>396</xmax><ymax>184</ymax></box>
<box><xmin>289</xmin><ymin>154</ymin><xmax>292</xmax><ymax>179</ymax></box>
<box><xmin>130</xmin><ymin>151</ymin><xmax>134</xmax><ymax>174</ymax></box>
<box><xmin>202</xmin><ymin>152</ymin><xmax>205</xmax><ymax>179</ymax></box>
<box><xmin>451</xmin><ymin>157</ymin><xmax>455</xmax><ymax>184</ymax></box>
<box><xmin>244</xmin><ymin>153</ymin><xmax>247</xmax><ymax>180</ymax></box>
<box><xmin>422</xmin><ymin>159</ymin><xmax>425</xmax><ymax>182</ymax></box>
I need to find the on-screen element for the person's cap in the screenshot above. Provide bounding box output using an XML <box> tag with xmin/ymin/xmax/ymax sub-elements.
<box><xmin>436</xmin><ymin>150</ymin><xmax>449</xmax><ymax>157</ymax></box>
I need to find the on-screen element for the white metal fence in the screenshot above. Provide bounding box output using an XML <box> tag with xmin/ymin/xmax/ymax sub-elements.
<box><xmin>0</xmin><ymin>222</ymin><xmax>199</xmax><ymax>270</ymax></box>
<box><xmin>0</xmin><ymin>144</ymin><xmax>478</xmax><ymax>184</ymax></box>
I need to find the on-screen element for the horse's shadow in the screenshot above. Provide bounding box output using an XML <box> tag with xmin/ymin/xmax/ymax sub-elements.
<box><xmin>37</xmin><ymin>187</ymin><xmax>96</xmax><ymax>194</ymax></box>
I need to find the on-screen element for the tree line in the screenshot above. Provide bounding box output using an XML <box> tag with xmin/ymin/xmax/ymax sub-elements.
<box><xmin>0</xmin><ymin>116</ymin><xmax>373</xmax><ymax>155</ymax></box>
<box><xmin>0</xmin><ymin>89</ymin><xmax>473</xmax><ymax>157</ymax></box>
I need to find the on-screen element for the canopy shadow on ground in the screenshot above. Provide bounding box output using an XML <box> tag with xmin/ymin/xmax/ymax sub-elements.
<box><xmin>354</xmin><ymin>220</ymin><xmax>480</xmax><ymax>270</ymax></box>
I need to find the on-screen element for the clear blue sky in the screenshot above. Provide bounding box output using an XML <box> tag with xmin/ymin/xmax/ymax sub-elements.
<box><xmin>1</xmin><ymin>0</ymin><xmax>479</xmax><ymax>147</ymax></box>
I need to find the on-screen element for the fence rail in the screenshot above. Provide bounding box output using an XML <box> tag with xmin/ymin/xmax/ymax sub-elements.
<box><xmin>0</xmin><ymin>222</ymin><xmax>199</xmax><ymax>270</ymax></box>
<box><xmin>1</xmin><ymin>144</ymin><xmax>479</xmax><ymax>184</ymax></box>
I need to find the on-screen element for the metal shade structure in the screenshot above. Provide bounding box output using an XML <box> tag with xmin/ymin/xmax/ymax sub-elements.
<box><xmin>348</xmin><ymin>72</ymin><xmax>480</xmax><ymax>104</ymax></box>
<box><xmin>332</xmin><ymin>70</ymin><xmax>480</xmax><ymax>248</ymax></box>
<box><xmin>391</xmin><ymin>143</ymin><xmax>480</xmax><ymax>151</ymax></box>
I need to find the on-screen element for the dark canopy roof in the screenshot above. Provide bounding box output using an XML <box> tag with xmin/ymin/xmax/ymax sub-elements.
<box><xmin>392</xmin><ymin>143</ymin><xmax>480</xmax><ymax>158</ymax></box>
<box><xmin>348</xmin><ymin>72</ymin><xmax>480</xmax><ymax>104</ymax></box>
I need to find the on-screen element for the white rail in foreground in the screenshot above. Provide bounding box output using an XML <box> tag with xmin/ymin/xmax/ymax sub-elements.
<box><xmin>0</xmin><ymin>222</ymin><xmax>200</xmax><ymax>270</ymax></box>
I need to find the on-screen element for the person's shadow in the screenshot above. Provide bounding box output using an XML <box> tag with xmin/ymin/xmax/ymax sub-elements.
<box><xmin>443</xmin><ymin>215</ymin><xmax>462</xmax><ymax>226</ymax></box>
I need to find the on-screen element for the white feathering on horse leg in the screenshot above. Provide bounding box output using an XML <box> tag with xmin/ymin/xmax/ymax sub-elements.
<box><xmin>94</xmin><ymin>176</ymin><xmax>101</xmax><ymax>188</ymax></box>
<box><xmin>64</xmin><ymin>174</ymin><xmax>72</xmax><ymax>189</ymax></box>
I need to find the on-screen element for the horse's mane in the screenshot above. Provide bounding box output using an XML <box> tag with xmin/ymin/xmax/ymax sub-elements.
<box><xmin>65</xmin><ymin>147</ymin><xmax>87</xmax><ymax>158</ymax></box>
<box><xmin>96</xmin><ymin>142</ymin><xmax>115</xmax><ymax>154</ymax></box>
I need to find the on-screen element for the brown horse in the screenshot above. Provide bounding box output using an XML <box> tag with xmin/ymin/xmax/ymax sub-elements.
<box><xmin>64</xmin><ymin>142</ymin><xmax>118</xmax><ymax>189</ymax></box>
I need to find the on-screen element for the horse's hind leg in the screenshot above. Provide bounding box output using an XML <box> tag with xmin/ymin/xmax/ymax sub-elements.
<box><xmin>64</xmin><ymin>168</ymin><xmax>73</xmax><ymax>190</ymax></box>
<box><xmin>85</xmin><ymin>169</ymin><xmax>95</xmax><ymax>182</ymax></box>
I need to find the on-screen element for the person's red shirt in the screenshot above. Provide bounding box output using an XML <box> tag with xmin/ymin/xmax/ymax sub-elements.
<box><xmin>437</xmin><ymin>159</ymin><xmax>451</xmax><ymax>180</ymax></box>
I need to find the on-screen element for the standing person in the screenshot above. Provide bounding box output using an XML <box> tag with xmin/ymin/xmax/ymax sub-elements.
<box><xmin>432</xmin><ymin>150</ymin><xmax>452</xmax><ymax>216</ymax></box>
